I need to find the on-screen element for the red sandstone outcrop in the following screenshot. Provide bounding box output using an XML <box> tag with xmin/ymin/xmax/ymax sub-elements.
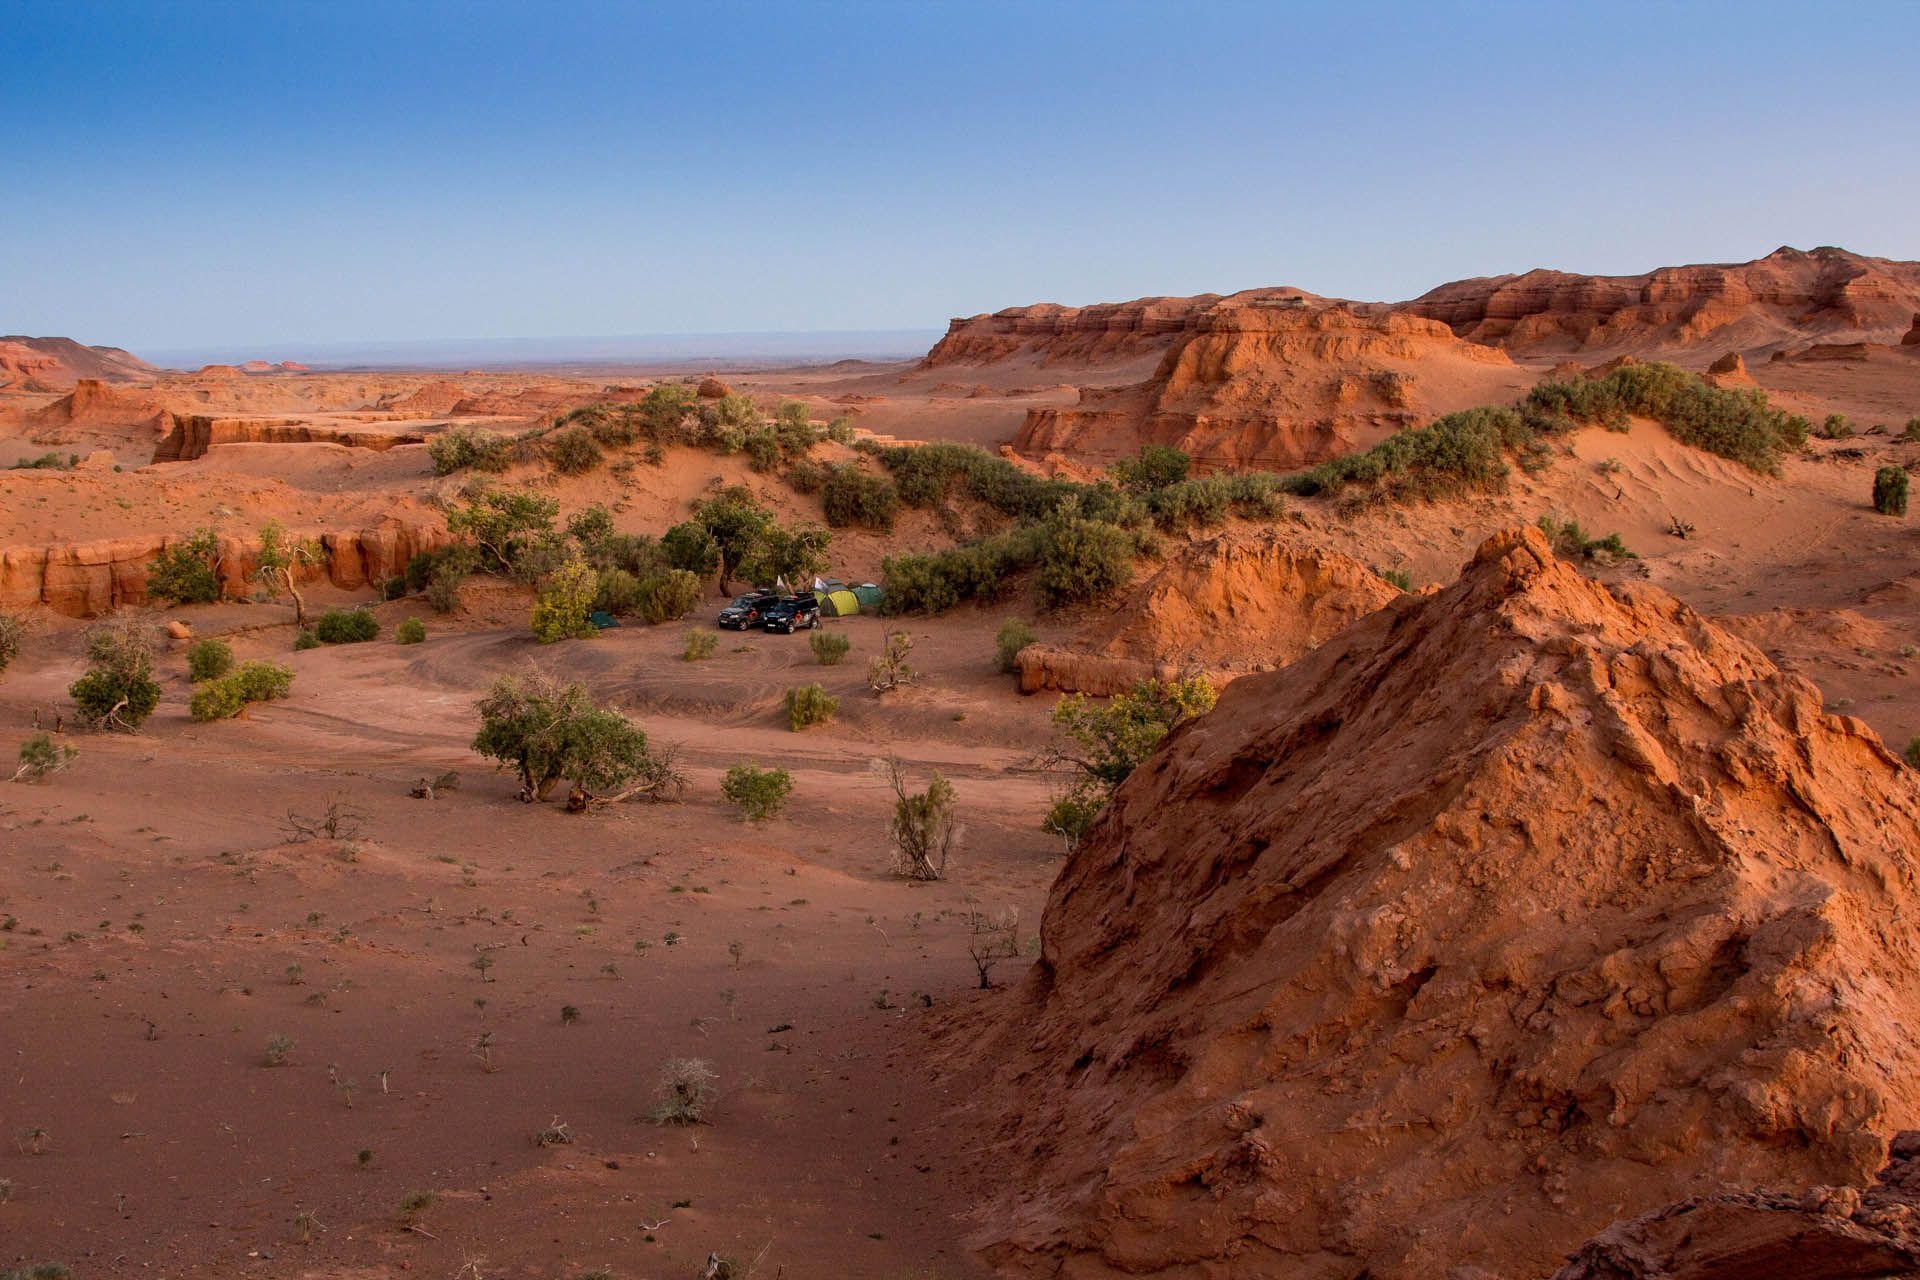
<box><xmin>151</xmin><ymin>416</ymin><xmax>429</xmax><ymax>463</ymax></box>
<box><xmin>1008</xmin><ymin>299</ymin><xmax>1525</xmax><ymax>468</ymax></box>
<box><xmin>382</xmin><ymin>379</ymin><xmax>469</xmax><ymax>416</ymax></box>
<box><xmin>1904</xmin><ymin>313</ymin><xmax>1920</xmax><ymax>346</ymax></box>
<box><xmin>955</xmin><ymin>525</ymin><xmax>1920</xmax><ymax>1279</ymax></box>
<box><xmin>1407</xmin><ymin>245</ymin><xmax>1920</xmax><ymax>359</ymax></box>
<box><xmin>1017</xmin><ymin>529</ymin><xmax>1399</xmax><ymax>694</ymax></box>
<box><xmin>0</xmin><ymin>335</ymin><xmax>157</xmax><ymax>386</ymax></box>
<box><xmin>0</xmin><ymin>516</ymin><xmax>449</xmax><ymax>616</ymax></box>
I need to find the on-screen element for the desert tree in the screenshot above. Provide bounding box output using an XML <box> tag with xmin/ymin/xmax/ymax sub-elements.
<box><xmin>255</xmin><ymin>521</ymin><xmax>323</xmax><ymax>627</ymax></box>
<box><xmin>69</xmin><ymin>612</ymin><xmax>163</xmax><ymax>730</ymax></box>
<box><xmin>885</xmin><ymin>758</ymin><xmax>957</xmax><ymax>881</ymax></box>
<box><xmin>472</xmin><ymin>667</ymin><xmax>679</xmax><ymax>807</ymax></box>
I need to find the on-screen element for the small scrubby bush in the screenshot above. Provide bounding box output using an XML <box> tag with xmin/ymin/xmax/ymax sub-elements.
<box><xmin>186</xmin><ymin>638</ymin><xmax>233</xmax><ymax>681</ymax></box>
<box><xmin>594</xmin><ymin>566</ymin><xmax>642</xmax><ymax>616</ymax></box>
<box><xmin>996</xmin><ymin>618</ymin><xmax>1036</xmax><ymax>673</ymax></box>
<box><xmin>822</xmin><ymin>467</ymin><xmax>901</xmax><ymax>531</ymax></box>
<box><xmin>146</xmin><ymin>529</ymin><xmax>223</xmax><ymax>605</ymax></box>
<box><xmin>1538</xmin><ymin>515</ymin><xmax>1636</xmax><ymax>563</ymax></box>
<box><xmin>294</xmin><ymin>629</ymin><xmax>320</xmax><ymax>651</ymax></box>
<box><xmin>886</xmin><ymin>760</ymin><xmax>956</xmax><ymax>881</ymax></box>
<box><xmin>809</xmin><ymin>630</ymin><xmax>851</xmax><ymax>665</ymax></box>
<box><xmin>428</xmin><ymin>426</ymin><xmax>510</xmax><ymax>475</ymax></box>
<box><xmin>784</xmin><ymin>684</ymin><xmax>837</xmax><ymax>730</ymax></box>
<box><xmin>0</xmin><ymin>610</ymin><xmax>21</xmax><ymax>673</ymax></box>
<box><xmin>531</xmin><ymin>558</ymin><xmax>597</xmax><ymax>642</ymax></box>
<box><xmin>1874</xmin><ymin>466</ymin><xmax>1909</xmax><ymax>516</ymax></box>
<box><xmin>314</xmin><ymin>609</ymin><xmax>379</xmax><ymax>644</ymax></box>
<box><xmin>396</xmin><ymin>618</ymin><xmax>426</xmax><ymax>644</ymax></box>
<box><xmin>70</xmin><ymin>615</ymin><xmax>162</xmax><ymax>730</ymax></box>
<box><xmin>1036</xmin><ymin>512</ymin><xmax>1136</xmax><ymax>607</ymax></box>
<box><xmin>721</xmin><ymin>761</ymin><xmax>792</xmax><ymax>819</ymax></box>
<box><xmin>683</xmin><ymin>630</ymin><xmax>717</xmax><ymax>661</ymax></box>
<box><xmin>545</xmin><ymin>425</ymin><xmax>603</xmax><ymax>475</ymax></box>
<box><xmin>635</xmin><ymin>569</ymin><xmax>703</xmax><ymax>624</ymax></box>
<box><xmin>14</xmin><ymin>733</ymin><xmax>77</xmax><ymax>782</ymax></box>
<box><xmin>648</xmin><ymin>1057</ymin><xmax>717</xmax><ymax>1125</ymax></box>
<box><xmin>1379</xmin><ymin>567</ymin><xmax>1413</xmax><ymax>592</ymax></box>
<box><xmin>190</xmin><ymin>660</ymin><xmax>294</xmax><ymax>721</ymax></box>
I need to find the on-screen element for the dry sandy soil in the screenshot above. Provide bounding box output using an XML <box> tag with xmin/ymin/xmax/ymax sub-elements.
<box><xmin>5</xmin><ymin>248</ymin><xmax>1920</xmax><ymax>1278</ymax></box>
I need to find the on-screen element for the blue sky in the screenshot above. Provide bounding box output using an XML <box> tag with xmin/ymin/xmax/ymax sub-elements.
<box><xmin>5</xmin><ymin>0</ymin><xmax>1917</xmax><ymax>356</ymax></box>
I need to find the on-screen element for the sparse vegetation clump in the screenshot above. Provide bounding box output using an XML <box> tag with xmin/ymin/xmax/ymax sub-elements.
<box><xmin>886</xmin><ymin>759</ymin><xmax>956</xmax><ymax>880</ymax></box>
<box><xmin>545</xmin><ymin>424</ymin><xmax>603</xmax><ymax>475</ymax></box>
<box><xmin>647</xmin><ymin>1058</ymin><xmax>717</xmax><ymax>1125</ymax></box>
<box><xmin>146</xmin><ymin>528</ymin><xmax>224</xmax><ymax>604</ymax></box>
<box><xmin>1145</xmin><ymin>471</ymin><xmax>1283</xmax><ymax>530</ymax></box>
<box><xmin>187</xmin><ymin>637</ymin><xmax>233</xmax><ymax>681</ymax></box>
<box><xmin>531</xmin><ymin>557</ymin><xmax>598</xmax><ymax>642</ymax></box>
<box><xmin>822</xmin><ymin>466</ymin><xmax>901</xmax><ymax>531</ymax></box>
<box><xmin>1035</xmin><ymin>505</ymin><xmax>1140</xmax><ymax>606</ymax></box>
<box><xmin>809</xmin><ymin>629</ymin><xmax>851</xmax><ymax>665</ymax></box>
<box><xmin>785</xmin><ymin>683</ymin><xmax>838</xmax><ymax>730</ymax></box>
<box><xmin>683</xmin><ymin>629</ymin><xmax>718</xmax><ymax>661</ymax></box>
<box><xmin>1537</xmin><ymin>515</ymin><xmax>1637</xmax><ymax>564</ymax></box>
<box><xmin>635</xmin><ymin>569</ymin><xmax>704</xmax><ymax>624</ymax></box>
<box><xmin>428</xmin><ymin>425</ymin><xmax>510</xmax><ymax>475</ymax></box>
<box><xmin>996</xmin><ymin>618</ymin><xmax>1037</xmax><ymax>673</ymax></box>
<box><xmin>1379</xmin><ymin>567</ymin><xmax>1414</xmax><ymax>593</ymax></box>
<box><xmin>721</xmin><ymin>761</ymin><xmax>792</xmax><ymax>819</ymax></box>
<box><xmin>294</xmin><ymin>629</ymin><xmax>320</xmax><ymax>651</ymax></box>
<box><xmin>867</xmin><ymin>630</ymin><xmax>917</xmax><ymax>691</ymax></box>
<box><xmin>1874</xmin><ymin>466</ymin><xmax>1909</xmax><ymax>516</ymax></box>
<box><xmin>0</xmin><ymin>610</ymin><xmax>22</xmax><ymax>673</ymax></box>
<box><xmin>1282</xmin><ymin>405</ymin><xmax>1541</xmax><ymax>505</ymax></box>
<box><xmin>396</xmin><ymin>617</ymin><xmax>426</xmax><ymax>644</ymax></box>
<box><xmin>1524</xmin><ymin>361</ymin><xmax>1809</xmax><ymax>473</ymax></box>
<box><xmin>314</xmin><ymin>608</ymin><xmax>379</xmax><ymax>644</ymax></box>
<box><xmin>1044</xmin><ymin>675</ymin><xmax>1216</xmax><ymax>832</ymax></box>
<box><xmin>473</xmin><ymin>669</ymin><xmax>674</xmax><ymax>805</ymax></box>
<box><xmin>70</xmin><ymin>613</ymin><xmax>163</xmax><ymax>730</ymax></box>
<box><xmin>14</xmin><ymin>733</ymin><xmax>77</xmax><ymax>782</ymax></box>
<box><xmin>189</xmin><ymin>661</ymin><xmax>294</xmax><ymax>721</ymax></box>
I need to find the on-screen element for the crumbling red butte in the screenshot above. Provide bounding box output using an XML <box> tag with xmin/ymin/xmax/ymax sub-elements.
<box><xmin>955</xmin><ymin>525</ymin><xmax>1920</xmax><ymax>1279</ymax></box>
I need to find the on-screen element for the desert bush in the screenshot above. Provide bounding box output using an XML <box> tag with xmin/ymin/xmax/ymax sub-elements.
<box><xmin>314</xmin><ymin>609</ymin><xmax>379</xmax><ymax>644</ymax></box>
<box><xmin>1537</xmin><ymin>515</ymin><xmax>1636</xmax><ymax>563</ymax></box>
<box><xmin>785</xmin><ymin>457</ymin><xmax>830</xmax><ymax>494</ymax></box>
<box><xmin>635</xmin><ymin>569</ymin><xmax>704</xmax><ymax>624</ymax></box>
<box><xmin>1148</xmin><ymin>472</ymin><xmax>1282</xmax><ymax>529</ymax></box>
<box><xmin>428</xmin><ymin>425</ymin><xmax>509</xmax><ymax>475</ymax></box>
<box><xmin>742</xmin><ymin>524</ymin><xmax>832</xmax><ymax>589</ymax></box>
<box><xmin>473</xmin><ymin>668</ymin><xmax>659</xmax><ymax>804</ymax></box>
<box><xmin>395</xmin><ymin>617</ymin><xmax>426</xmax><ymax>644</ymax></box>
<box><xmin>190</xmin><ymin>660</ymin><xmax>294</xmax><ymax>721</ymax></box>
<box><xmin>721</xmin><ymin>761</ymin><xmax>792</xmax><ymax>819</ymax></box>
<box><xmin>1113</xmin><ymin>444</ymin><xmax>1191</xmax><ymax>494</ymax></box>
<box><xmin>1036</xmin><ymin>510</ymin><xmax>1136</xmax><ymax>607</ymax></box>
<box><xmin>647</xmin><ymin>1058</ymin><xmax>717</xmax><ymax>1125</ymax></box>
<box><xmin>555</xmin><ymin>402</ymin><xmax>640</xmax><ymax>447</ymax></box>
<box><xmin>1903</xmin><ymin>417</ymin><xmax>1920</xmax><ymax>443</ymax></box>
<box><xmin>1905</xmin><ymin>737</ymin><xmax>1920</xmax><ymax>768</ymax></box>
<box><xmin>1044</xmin><ymin>676</ymin><xmax>1216</xmax><ymax>832</ymax></box>
<box><xmin>886</xmin><ymin>759</ymin><xmax>956</xmax><ymax>880</ymax></box>
<box><xmin>1874</xmin><ymin>466</ymin><xmax>1909</xmax><ymax>516</ymax></box>
<box><xmin>1525</xmin><ymin>362</ymin><xmax>1807</xmax><ymax>473</ymax></box>
<box><xmin>661</xmin><ymin>520</ymin><xmax>722</xmax><ymax>582</ymax></box>
<box><xmin>10</xmin><ymin>452</ymin><xmax>74</xmax><ymax>470</ymax></box>
<box><xmin>545</xmin><ymin>425</ymin><xmax>603</xmax><ymax>475</ymax></box>
<box><xmin>446</xmin><ymin>487</ymin><xmax>562</xmax><ymax>576</ymax></box>
<box><xmin>809</xmin><ymin>629</ymin><xmax>851</xmax><ymax>665</ymax></box>
<box><xmin>822</xmin><ymin>467</ymin><xmax>900</xmax><ymax>531</ymax></box>
<box><xmin>683</xmin><ymin>629</ymin><xmax>717</xmax><ymax>661</ymax></box>
<box><xmin>1284</xmin><ymin>405</ymin><xmax>1535</xmax><ymax>503</ymax></box>
<box><xmin>689</xmin><ymin>487</ymin><xmax>774</xmax><ymax>594</ymax></box>
<box><xmin>996</xmin><ymin>618</ymin><xmax>1036</xmax><ymax>673</ymax></box>
<box><xmin>785</xmin><ymin>683</ymin><xmax>838</xmax><ymax>730</ymax></box>
<box><xmin>592</xmin><ymin>566</ymin><xmax>642</xmax><ymax>616</ymax></box>
<box><xmin>294</xmin><ymin>629</ymin><xmax>320</xmax><ymax>651</ymax></box>
<box><xmin>1040</xmin><ymin>790</ymin><xmax>1101</xmax><ymax>853</ymax></box>
<box><xmin>186</xmin><ymin>637</ymin><xmax>233</xmax><ymax>681</ymax></box>
<box><xmin>70</xmin><ymin>614</ymin><xmax>162</xmax><ymax>730</ymax></box>
<box><xmin>14</xmin><ymin>733</ymin><xmax>77</xmax><ymax>783</ymax></box>
<box><xmin>867</xmin><ymin>630</ymin><xmax>916</xmax><ymax>692</ymax></box>
<box><xmin>530</xmin><ymin>557</ymin><xmax>598</xmax><ymax>642</ymax></box>
<box><xmin>1816</xmin><ymin>413</ymin><xmax>1854</xmax><ymax>440</ymax></box>
<box><xmin>877</xmin><ymin>441</ymin><xmax>1074</xmax><ymax>519</ymax></box>
<box><xmin>825</xmin><ymin>414</ymin><xmax>856</xmax><ymax>445</ymax></box>
<box><xmin>0</xmin><ymin>611</ymin><xmax>21</xmax><ymax>673</ymax></box>
<box><xmin>146</xmin><ymin>528</ymin><xmax>223</xmax><ymax>605</ymax></box>
<box><xmin>743</xmin><ymin>425</ymin><xmax>781</xmax><ymax>472</ymax></box>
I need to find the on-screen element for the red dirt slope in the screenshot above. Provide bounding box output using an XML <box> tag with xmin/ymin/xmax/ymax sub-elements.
<box><xmin>955</xmin><ymin>525</ymin><xmax>1920</xmax><ymax>1279</ymax></box>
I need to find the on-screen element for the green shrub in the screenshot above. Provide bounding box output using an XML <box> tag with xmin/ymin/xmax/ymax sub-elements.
<box><xmin>1538</xmin><ymin>515</ymin><xmax>1636</xmax><ymax>563</ymax></box>
<box><xmin>70</xmin><ymin>616</ymin><xmax>162</xmax><ymax>730</ymax></box>
<box><xmin>593</xmin><ymin>567</ymin><xmax>642</xmax><ymax>616</ymax></box>
<box><xmin>473</xmin><ymin>669</ymin><xmax>662</xmax><ymax>803</ymax></box>
<box><xmin>809</xmin><ymin>630</ymin><xmax>851</xmax><ymax>665</ymax></box>
<box><xmin>721</xmin><ymin>762</ymin><xmax>792</xmax><ymax>820</ymax></box>
<box><xmin>1874</xmin><ymin>466</ymin><xmax>1909</xmax><ymax>516</ymax></box>
<box><xmin>1283</xmin><ymin>405</ymin><xmax>1536</xmax><ymax>503</ymax></box>
<box><xmin>1379</xmin><ymin>567</ymin><xmax>1414</xmax><ymax>593</ymax></box>
<box><xmin>396</xmin><ymin>618</ymin><xmax>426</xmax><ymax>644</ymax></box>
<box><xmin>683</xmin><ymin>630</ymin><xmax>717</xmax><ymax>661</ymax></box>
<box><xmin>0</xmin><ymin>610</ymin><xmax>24</xmax><ymax>673</ymax></box>
<box><xmin>294</xmin><ymin>629</ymin><xmax>320</xmax><ymax>651</ymax></box>
<box><xmin>314</xmin><ymin>609</ymin><xmax>379</xmax><ymax>644</ymax></box>
<box><xmin>545</xmin><ymin>425</ymin><xmax>603</xmax><ymax>475</ymax></box>
<box><xmin>1906</xmin><ymin>737</ymin><xmax>1920</xmax><ymax>768</ymax></box>
<box><xmin>744</xmin><ymin>425</ymin><xmax>782</xmax><ymax>472</ymax></box>
<box><xmin>886</xmin><ymin>761</ymin><xmax>955</xmax><ymax>880</ymax></box>
<box><xmin>1113</xmin><ymin>444</ymin><xmax>1191</xmax><ymax>494</ymax></box>
<box><xmin>867</xmin><ymin>630</ymin><xmax>917</xmax><ymax>692</ymax></box>
<box><xmin>428</xmin><ymin>426</ymin><xmax>509</xmax><ymax>475</ymax></box>
<box><xmin>531</xmin><ymin>558</ymin><xmax>597</xmax><ymax>643</ymax></box>
<box><xmin>146</xmin><ymin>529</ymin><xmax>223</xmax><ymax>605</ymax></box>
<box><xmin>881</xmin><ymin>525</ymin><xmax>1042</xmax><ymax>615</ymax></box>
<box><xmin>786</xmin><ymin>458</ymin><xmax>830</xmax><ymax>494</ymax></box>
<box><xmin>824</xmin><ymin>415</ymin><xmax>856</xmax><ymax>445</ymax></box>
<box><xmin>822</xmin><ymin>467</ymin><xmax>901</xmax><ymax>531</ymax></box>
<box><xmin>996</xmin><ymin>618</ymin><xmax>1036</xmax><ymax>673</ymax></box>
<box><xmin>1817</xmin><ymin>413</ymin><xmax>1854</xmax><ymax>440</ymax></box>
<box><xmin>1903</xmin><ymin>417</ymin><xmax>1920</xmax><ymax>443</ymax></box>
<box><xmin>190</xmin><ymin>660</ymin><xmax>294</xmax><ymax>721</ymax></box>
<box><xmin>661</xmin><ymin>521</ymin><xmax>722</xmax><ymax>582</ymax></box>
<box><xmin>382</xmin><ymin>576</ymin><xmax>407</xmax><ymax>601</ymax></box>
<box><xmin>635</xmin><ymin>569</ymin><xmax>704</xmax><ymax>624</ymax></box>
<box><xmin>784</xmin><ymin>684</ymin><xmax>837</xmax><ymax>731</ymax></box>
<box><xmin>1036</xmin><ymin>513</ymin><xmax>1135</xmax><ymax>607</ymax></box>
<box><xmin>1148</xmin><ymin>472</ymin><xmax>1282</xmax><ymax>528</ymax></box>
<box><xmin>15</xmin><ymin>732</ymin><xmax>77</xmax><ymax>782</ymax></box>
<box><xmin>186</xmin><ymin>638</ymin><xmax>233</xmax><ymax>681</ymax></box>
<box><xmin>1041</xmin><ymin>791</ymin><xmax>1101</xmax><ymax>853</ymax></box>
<box><xmin>1525</xmin><ymin>362</ymin><xmax>1807</xmax><ymax>472</ymax></box>
<box><xmin>10</xmin><ymin>452</ymin><xmax>73</xmax><ymax>470</ymax></box>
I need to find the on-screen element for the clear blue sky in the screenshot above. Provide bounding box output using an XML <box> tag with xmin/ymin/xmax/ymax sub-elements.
<box><xmin>5</xmin><ymin>0</ymin><xmax>1917</xmax><ymax>356</ymax></box>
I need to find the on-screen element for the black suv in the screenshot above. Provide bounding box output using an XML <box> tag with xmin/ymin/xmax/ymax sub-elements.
<box><xmin>717</xmin><ymin>592</ymin><xmax>780</xmax><ymax>630</ymax></box>
<box><xmin>762</xmin><ymin>594</ymin><xmax>821</xmax><ymax>633</ymax></box>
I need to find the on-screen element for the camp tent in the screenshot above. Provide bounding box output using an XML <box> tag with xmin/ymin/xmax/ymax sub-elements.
<box><xmin>852</xmin><ymin>583</ymin><xmax>883</xmax><ymax>609</ymax></box>
<box><xmin>817</xmin><ymin>588</ymin><xmax>862</xmax><ymax>617</ymax></box>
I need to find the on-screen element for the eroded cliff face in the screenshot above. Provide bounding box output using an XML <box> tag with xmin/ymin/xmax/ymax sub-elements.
<box><xmin>957</xmin><ymin>526</ymin><xmax>1920</xmax><ymax>1280</ymax></box>
<box><xmin>0</xmin><ymin>516</ymin><xmax>449</xmax><ymax>616</ymax></box>
<box><xmin>1406</xmin><ymin>245</ymin><xmax>1920</xmax><ymax>358</ymax></box>
<box><xmin>152</xmin><ymin>417</ymin><xmax>429</xmax><ymax>462</ymax></box>
<box><xmin>1008</xmin><ymin>300</ymin><xmax>1526</xmax><ymax>468</ymax></box>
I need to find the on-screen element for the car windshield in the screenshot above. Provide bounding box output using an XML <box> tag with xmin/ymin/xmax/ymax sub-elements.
<box><xmin>728</xmin><ymin>595</ymin><xmax>759</xmax><ymax>607</ymax></box>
